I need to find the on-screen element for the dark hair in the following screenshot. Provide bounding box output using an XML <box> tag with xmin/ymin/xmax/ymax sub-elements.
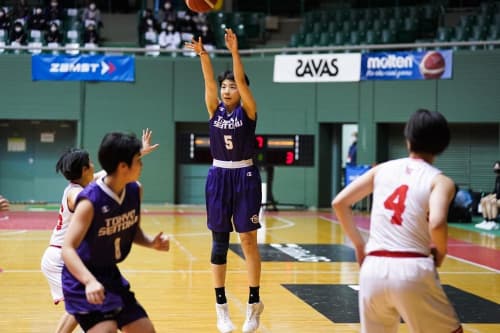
<box><xmin>98</xmin><ymin>132</ymin><xmax>142</xmax><ymax>174</ymax></box>
<box><xmin>404</xmin><ymin>109</ymin><xmax>450</xmax><ymax>155</ymax></box>
<box><xmin>55</xmin><ymin>148</ymin><xmax>90</xmax><ymax>181</ymax></box>
<box><xmin>217</xmin><ymin>70</ymin><xmax>250</xmax><ymax>87</ymax></box>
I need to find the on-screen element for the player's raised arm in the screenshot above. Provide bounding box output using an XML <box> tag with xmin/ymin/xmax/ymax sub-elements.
<box><xmin>185</xmin><ymin>37</ymin><xmax>219</xmax><ymax>118</ymax></box>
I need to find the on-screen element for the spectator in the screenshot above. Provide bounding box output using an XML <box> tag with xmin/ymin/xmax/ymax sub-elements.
<box><xmin>139</xmin><ymin>8</ymin><xmax>159</xmax><ymax>35</ymax></box>
<box><xmin>157</xmin><ymin>0</ymin><xmax>176</xmax><ymax>24</ymax></box>
<box><xmin>12</xmin><ymin>0</ymin><xmax>30</xmax><ymax>25</ymax></box>
<box><xmin>10</xmin><ymin>21</ymin><xmax>27</xmax><ymax>45</ymax></box>
<box><xmin>83</xmin><ymin>22</ymin><xmax>99</xmax><ymax>44</ymax></box>
<box><xmin>27</xmin><ymin>7</ymin><xmax>47</xmax><ymax>31</ymax></box>
<box><xmin>45</xmin><ymin>0</ymin><xmax>63</xmax><ymax>26</ymax></box>
<box><xmin>475</xmin><ymin>160</ymin><xmax>500</xmax><ymax>230</ymax></box>
<box><xmin>0</xmin><ymin>195</ymin><xmax>9</xmax><ymax>211</ymax></box>
<box><xmin>198</xmin><ymin>23</ymin><xmax>215</xmax><ymax>49</ymax></box>
<box><xmin>0</xmin><ymin>8</ymin><xmax>11</xmax><ymax>31</ymax></box>
<box><xmin>346</xmin><ymin>131</ymin><xmax>357</xmax><ymax>166</ymax></box>
<box><xmin>45</xmin><ymin>21</ymin><xmax>62</xmax><ymax>44</ymax></box>
<box><xmin>81</xmin><ymin>1</ymin><xmax>102</xmax><ymax>29</ymax></box>
<box><xmin>158</xmin><ymin>21</ymin><xmax>181</xmax><ymax>50</ymax></box>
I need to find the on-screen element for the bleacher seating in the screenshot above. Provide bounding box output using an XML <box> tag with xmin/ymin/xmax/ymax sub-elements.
<box><xmin>287</xmin><ymin>1</ymin><xmax>500</xmax><ymax>52</ymax></box>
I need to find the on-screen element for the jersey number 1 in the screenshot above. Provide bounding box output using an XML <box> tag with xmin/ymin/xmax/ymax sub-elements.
<box><xmin>383</xmin><ymin>185</ymin><xmax>409</xmax><ymax>225</ymax></box>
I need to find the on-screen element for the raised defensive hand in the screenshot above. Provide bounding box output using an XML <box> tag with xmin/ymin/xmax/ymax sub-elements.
<box><xmin>141</xmin><ymin>128</ymin><xmax>159</xmax><ymax>156</ymax></box>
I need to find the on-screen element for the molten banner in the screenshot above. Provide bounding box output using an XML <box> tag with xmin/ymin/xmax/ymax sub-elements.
<box><xmin>361</xmin><ymin>50</ymin><xmax>453</xmax><ymax>80</ymax></box>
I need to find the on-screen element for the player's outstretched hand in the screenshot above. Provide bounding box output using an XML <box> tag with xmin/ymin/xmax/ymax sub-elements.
<box><xmin>141</xmin><ymin>128</ymin><xmax>159</xmax><ymax>156</ymax></box>
<box><xmin>184</xmin><ymin>37</ymin><xmax>205</xmax><ymax>55</ymax></box>
<box><xmin>152</xmin><ymin>232</ymin><xmax>170</xmax><ymax>251</ymax></box>
<box><xmin>224</xmin><ymin>28</ymin><xmax>238</xmax><ymax>53</ymax></box>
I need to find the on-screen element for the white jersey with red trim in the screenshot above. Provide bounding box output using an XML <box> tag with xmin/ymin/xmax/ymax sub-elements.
<box><xmin>365</xmin><ymin>157</ymin><xmax>441</xmax><ymax>255</ymax></box>
<box><xmin>48</xmin><ymin>182</ymin><xmax>82</xmax><ymax>247</ymax></box>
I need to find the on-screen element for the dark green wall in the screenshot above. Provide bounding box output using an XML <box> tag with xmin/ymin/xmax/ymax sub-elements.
<box><xmin>0</xmin><ymin>51</ymin><xmax>499</xmax><ymax>206</ymax></box>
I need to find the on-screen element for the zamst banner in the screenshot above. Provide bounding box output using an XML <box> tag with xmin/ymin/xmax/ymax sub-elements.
<box><xmin>32</xmin><ymin>54</ymin><xmax>135</xmax><ymax>82</ymax></box>
<box><xmin>273</xmin><ymin>53</ymin><xmax>361</xmax><ymax>82</ymax></box>
<box><xmin>361</xmin><ymin>50</ymin><xmax>453</xmax><ymax>80</ymax></box>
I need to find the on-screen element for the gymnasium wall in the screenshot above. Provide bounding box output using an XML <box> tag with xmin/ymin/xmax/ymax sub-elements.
<box><xmin>0</xmin><ymin>50</ymin><xmax>499</xmax><ymax>206</ymax></box>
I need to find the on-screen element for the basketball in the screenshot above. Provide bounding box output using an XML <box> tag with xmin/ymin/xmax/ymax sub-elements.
<box><xmin>185</xmin><ymin>0</ymin><xmax>217</xmax><ymax>13</ymax></box>
<box><xmin>419</xmin><ymin>51</ymin><xmax>446</xmax><ymax>79</ymax></box>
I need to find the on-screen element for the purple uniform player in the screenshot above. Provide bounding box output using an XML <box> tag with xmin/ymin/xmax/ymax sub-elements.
<box><xmin>185</xmin><ymin>28</ymin><xmax>264</xmax><ymax>333</ymax></box>
<box><xmin>62</xmin><ymin>132</ymin><xmax>170</xmax><ymax>333</ymax></box>
<box><xmin>207</xmin><ymin>103</ymin><xmax>262</xmax><ymax>233</ymax></box>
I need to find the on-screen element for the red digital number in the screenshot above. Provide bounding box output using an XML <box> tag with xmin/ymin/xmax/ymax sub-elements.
<box><xmin>256</xmin><ymin>136</ymin><xmax>264</xmax><ymax>149</ymax></box>
<box><xmin>383</xmin><ymin>185</ymin><xmax>408</xmax><ymax>225</ymax></box>
<box><xmin>285</xmin><ymin>151</ymin><xmax>294</xmax><ymax>165</ymax></box>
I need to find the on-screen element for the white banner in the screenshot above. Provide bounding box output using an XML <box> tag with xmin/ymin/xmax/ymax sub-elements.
<box><xmin>273</xmin><ymin>53</ymin><xmax>361</xmax><ymax>83</ymax></box>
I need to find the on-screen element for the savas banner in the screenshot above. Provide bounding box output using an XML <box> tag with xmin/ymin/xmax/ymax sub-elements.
<box><xmin>273</xmin><ymin>53</ymin><xmax>361</xmax><ymax>83</ymax></box>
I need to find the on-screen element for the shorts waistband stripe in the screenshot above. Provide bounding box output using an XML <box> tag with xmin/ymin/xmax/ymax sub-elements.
<box><xmin>50</xmin><ymin>244</ymin><xmax>62</xmax><ymax>249</ymax></box>
<box><xmin>212</xmin><ymin>159</ymin><xmax>253</xmax><ymax>169</ymax></box>
<box><xmin>368</xmin><ymin>250</ymin><xmax>427</xmax><ymax>258</ymax></box>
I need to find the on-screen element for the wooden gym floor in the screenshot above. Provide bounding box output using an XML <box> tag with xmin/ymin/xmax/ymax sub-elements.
<box><xmin>0</xmin><ymin>205</ymin><xmax>498</xmax><ymax>332</ymax></box>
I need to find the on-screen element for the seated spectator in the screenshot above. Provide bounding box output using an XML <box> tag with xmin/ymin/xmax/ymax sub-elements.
<box><xmin>81</xmin><ymin>1</ymin><xmax>102</xmax><ymax>29</ymax></box>
<box><xmin>197</xmin><ymin>22</ymin><xmax>215</xmax><ymax>48</ymax></box>
<box><xmin>0</xmin><ymin>195</ymin><xmax>9</xmax><ymax>211</ymax></box>
<box><xmin>45</xmin><ymin>21</ymin><xmax>62</xmax><ymax>44</ymax></box>
<box><xmin>476</xmin><ymin>160</ymin><xmax>500</xmax><ymax>230</ymax></box>
<box><xmin>83</xmin><ymin>22</ymin><xmax>99</xmax><ymax>45</ymax></box>
<box><xmin>158</xmin><ymin>21</ymin><xmax>180</xmax><ymax>50</ymax></box>
<box><xmin>0</xmin><ymin>8</ymin><xmax>11</xmax><ymax>31</ymax></box>
<box><xmin>10</xmin><ymin>21</ymin><xmax>27</xmax><ymax>45</ymax></box>
<box><xmin>27</xmin><ymin>6</ymin><xmax>47</xmax><ymax>31</ymax></box>
<box><xmin>139</xmin><ymin>8</ymin><xmax>159</xmax><ymax>36</ymax></box>
<box><xmin>12</xmin><ymin>0</ymin><xmax>30</xmax><ymax>25</ymax></box>
<box><xmin>157</xmin><ymin>1</ymin><xmax>176</xmax><ymax>24</ymax></box>
<box><xmin>179</xmin><ymin>11</ymin><xmax>196</xmax><ymax>35</ymax></box>
<box><xmin>45</xmin><ymin>0</ymin><xmax>63</xmax><ymax>27</ymax></box>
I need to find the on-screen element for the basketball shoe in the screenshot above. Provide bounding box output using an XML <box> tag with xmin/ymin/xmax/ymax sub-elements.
<box><xmin>215</xmin><ymin>303</ymin><xmax>234</xmax><ymax>333</ymax></box>
<box><xmin>242</xmin><ymin>301</ymin><xmax>264</xmax><ymax>333</ymax></box>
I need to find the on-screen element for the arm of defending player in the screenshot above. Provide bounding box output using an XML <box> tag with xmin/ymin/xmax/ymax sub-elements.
<box><xmin>62</xmin><ymin>199</ymin><xmax>105</xmax><ymax>304</ymax></box>
<box><xmin>428</xmin><ymin>173</ymin><xmax>455</xmax><ymax>267</ymax></box>
<box><xmin>331</xmin><ymin>167</ymin><xmax>376</xmax><ymax>266</ymax></box>
<box><xmin>225</xmin><ymin>28</ymin><xmax>257</xmax><ymax>120</ymax></box>
<box><xmin>184</xmin><ymin>37</ymin><xmax>219</xmax><ymax>118</ymax></box>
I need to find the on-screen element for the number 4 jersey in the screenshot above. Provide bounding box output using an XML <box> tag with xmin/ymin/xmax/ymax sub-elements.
<box><xmin>365</xmin><ymin>157</ymin><xmax>442</xmax><ymax>255</ymax></box>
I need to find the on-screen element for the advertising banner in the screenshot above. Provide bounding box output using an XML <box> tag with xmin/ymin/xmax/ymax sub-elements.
<box><xmin>32</xmin><ymin>54</ymin><xmax>135</xmax><ymax>82</ymax></box>
<box><xmin>273</xmin><ymin>53</ymin><xmax>361</xmax><ymax>82</ymax></box>
<box><xmin>361</xmin><ymin>50</ymin><xmax>453</xmax><ymax>80</ymax></box>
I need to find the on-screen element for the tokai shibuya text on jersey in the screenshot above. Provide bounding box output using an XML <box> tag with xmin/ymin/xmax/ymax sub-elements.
<box><xmin>98</xmin><ymin>209</ymin><xmax>138</xmax><ymax>236</ymax></box>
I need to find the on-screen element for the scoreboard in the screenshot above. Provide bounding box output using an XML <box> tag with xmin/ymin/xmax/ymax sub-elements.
<box><xmin>177</xmin><ymin>133</ymin><xmax>314</xmax><ymax>166</ymax></box>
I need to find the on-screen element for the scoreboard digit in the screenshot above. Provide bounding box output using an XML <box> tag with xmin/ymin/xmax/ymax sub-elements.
<box><xmin>177</xmin><ymin>133</ymin><xmax>314</xmax><ymax>166</ymax></box>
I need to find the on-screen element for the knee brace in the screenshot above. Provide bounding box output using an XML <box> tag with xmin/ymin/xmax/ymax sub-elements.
<box><xmin>211</xmin><ymin>231</ymin><xmax>230</xmax><ymax>265</ymax></box>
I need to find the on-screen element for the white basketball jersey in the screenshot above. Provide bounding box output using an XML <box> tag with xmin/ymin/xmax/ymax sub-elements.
<box><xmin>48</xmin><ymin>182</ymin><xmax>83</xmax><ymax>247</ymax></box>
<box><xmin>365</xmin><ymin>157</ymin><xmax>442</xmax><ymax>255</ymax></box>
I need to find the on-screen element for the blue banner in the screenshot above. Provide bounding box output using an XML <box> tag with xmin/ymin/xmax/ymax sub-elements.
<box><xmin>361</xmin><ymin>50</ymin><xmax>453</xmax><ymax>80</ymax></box>
<box><xmin>32</xmin><ymin>54</ymin><xmax>135</xmax><ymax>82</ymax></box>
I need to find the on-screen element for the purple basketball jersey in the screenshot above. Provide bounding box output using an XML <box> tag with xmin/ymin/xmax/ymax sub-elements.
<box><xmin>62</xmin><ymin>178</ymin><xmax>141</xmax><ymax>315</ymax></box>
<box><xmin>209</xmin><ymin>103</ymin><xmax>256</xmax><ymax>161</ymax></box>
